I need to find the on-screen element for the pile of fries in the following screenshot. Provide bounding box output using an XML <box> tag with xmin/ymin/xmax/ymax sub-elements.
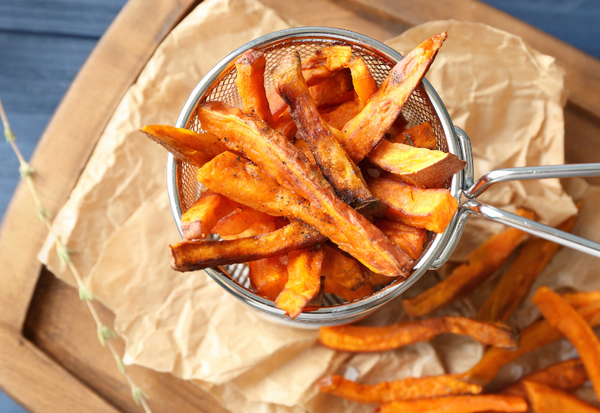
<box><xmin>142</xmin><ymin>32</ymin><xmax>468</xmax><ymax>318</ymax></box>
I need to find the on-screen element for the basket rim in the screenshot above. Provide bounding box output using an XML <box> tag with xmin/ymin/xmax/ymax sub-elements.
<box><xmin>167</xmin><ymin>26</ymin><xmax>463</xmax><ymax>325</ymax></box>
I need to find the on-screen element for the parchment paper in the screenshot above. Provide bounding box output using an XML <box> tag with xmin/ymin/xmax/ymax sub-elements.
<box><xmin>38</xmin><ymin>4</ymin><xmax>598</xmax><ymax>411</ymax></box>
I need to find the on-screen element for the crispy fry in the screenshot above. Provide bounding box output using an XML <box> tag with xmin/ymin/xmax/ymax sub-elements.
<box><xmin>390</xmin><ymin>121</ymin><xmax>437</xmax><ymax>150</ymax></box>
<box><xmin>533</xmin><ymin>286</ymin><xmax>600</xmax><ymax>398</ymax></box>
<box><xmin>523</xmin><ymin>381</ymin><xmax>600</xmax><ymax>413</ymax></box>
<box><xmin>212</xmin><ymin>206</ymin><xmax>282</xmax><ymax>239</ymax></box>
<box><xmin>462</xmin><ymin>299</ymin><xmax>600</xmax><ymax>385</ymax></box>
<box><xmin>196</xmin><ymin>102</ymin><xmax>414</xmax><ymax>277</ymax></box>
<box><xmin>321</xmin><ymin>100</ymin><xmax>360</xmax><ymax>130</ymax></box>
<box><xmin>318</xmin><ymin>316</ymin><xmax>519</xmax><ymax>352</ymax></box>
<box><xmin>347</xmin><ymin>57</ymin><xmax>377</xmax><ymax>107</ymax></box>
<box><xmin>300</xmin><ymin>45</ymin><xmax>353</xmax><ymax>85</ymax></box>
<box><xmin>141</xmin><ymin>124</ymin><xmax>225</xmax><ymax>167</ymax></box>
<box><xmin>180</xmin><ymin>190</ymin><xmax>239</xmax><ymax>241</ymax></box>
<box><xmin>249</xmin><ymin>256</ymin><xmax>289</xmax><ymax>300</ymax></box>
<box><xmin>367</xmin><ymin>140</ymin><xmax>466</xmax><ymax>188</ymax></box>
<box><xmin>375</xmin><ymin>218</ymin><xmax>427</xmax><ymax>260</ymax></box>
<box><xmin>478</xmin><ymin>213</ymin><xmax>578</xmax><ymax>322</ymax></box>
<box><xmin>368</xmin><ymin>176</ymin><xmax>458</xmax><ymax>234</ymax></box>
<box><xmin>318</xmin><ymin>374</ymin><xmax>482</xmax><ymax>404</ymax></box>
<box><xmin>402</xmin><ymin>209</ymin><xmax>534</xmax><ymax>318</ymax></box>
<box><xmin>500</xmin><ymin>359</ymin><xmax>588</xmax><ymax>398</ymax></box>
<box><xmin>321</xmin><ymin>244</ymin><xmax>367</xmax><ymax>291</ymax></box>
<box><xmin>235</xmin><ymin>49</ymin><xmax>275</xmax><ymax>127</ymax></box>
<box><xmin>341</xmin><ymin>32</ymin><xmax>447</xmax><ymax>163</ymax></box>
<box><xmin>323</xmin><ymin>277</ymin><xmax>374</xmax><ymax>302</ymax></box>
<box><xmin>170</xmin><ymin>220</ymin><xmax>324</xmax><ymax>272</ymax></box>
<box><xmin>275</xmin><ymin>246</ymin><xmax>325</xmax><ymax>319</ymax></box>
<box><xmin>273</xmin><ymin>51</ymin><xmax>379</xmax><ymax>209</ymax></box>
<box><xmin>379</xmin><ymin>395</ymin><xmax>527</xmax><ymax>413</ymax></box>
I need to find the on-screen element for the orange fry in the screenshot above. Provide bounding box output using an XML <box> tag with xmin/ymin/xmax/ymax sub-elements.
<box><xmin>368</xmin><ymin>270</ymin><xmax>399</xmax><ymax>288</ymax></box>
<box><xmin>367</xmin><ymin>140</ymin><xmax>465</xmax><ymax>188</ymax></box>
<box><xmin>402</xmin><ymin>209</ymin><xmax>534</xmax><ymax>318</ymax></box>
<box><xmin>235</xmin><ymin>49</ymin><xmax>275</xmax><ymax>127</ymax></box>
<box><xmin>390</xmin><ymin>121</ymin><xmax>437</xmax><ymax>150</ymax></box>
<box><xmin>347</xmin><ymin>57</ymin><xmax>377</xmax><ymax>107</ymax></box>
<box><xmin>212</xmin><ymin>206</ymin><xmax>282</xmax><ymax>239</ymax></box>
<box><xmin>533</xmin><ymin>286</ymin><xmax>600</xmax><ymax>398</ymax></box>
<box><xmin>323</xmin><ymin>277</ymin><xmax>374</xmax><ymax>302</ymax></box>
<box><xmin>523</xmin><ymin>381</ymin><xmax>600</xmax><ymax>413</ymax></box>
<box><xmin>275</xmin><ymin>246</ymin><xmax>325</xmax><ymax>319</ymax></box>
<box><xmin>563</xmin><ymin>290</ymin><xmax>600</xmax><ymax>309</ymax></box>
<box><xmin>180</xmin><ymin>190</ymin><xmax>239</xmax><ymax>241</ymax></box>
<box><xmin>318</xmin><ymin>316</ymin><xmax>519</xmax><ymax>352</ymax></box>
<box><xmin>321</xmin><ymin>244</ymin><xmax>367</xmax><ymax>291</ymax></box>
<box><xmin>379</xmin><ymin>395</ymin><xmax>527</xmax><ymax>413</ymax></box>
<box><xmin>300</xmin><ymin>45</ymin><xmax>353</xmax><ymax>85</ymax></box>
<box><xmin>375</xmin><ymin>218</ymin><xmax>427</xmax><ymax>260</ymax></box>
<box><xmin>500</xmin><ymin>358</ymin><xmax>588</xmax><ymax>398</ymax></box>
<box><xmin>249</xmin><ymin>256</ymin><xmax>289</xmax><ymax>300</ymax></box>
<box><xmin>321</xmin><ymin>100</ymin><xmax>360</xmax><ymax>130</ymax></box>
<box><xmin>341</xmin><ymin>32</ymin><xmax>447</xmax><ymax>163</ymax></box>
<box><xmin>462</xmin><ymin>299</ymin><xmax>600</xmax><ymax>385</ymax></box>
<box><xmin>318</xmin><ymin>374</ymin><xmax>482</xmax><ymax>404</ymax></box>
<box><xmin>478</xmin><ymin>213</ymin><xmax>578</xmax><ymax>322</ymax></box>
<box><xmin>368</xmin><ymin>176</ymin><xmax>458</xmax><ymax>234</ymax></box>
<box><xmin>273</xmin><ymin>110</ymin><xmax>297</xmax><ymax>139</ymax></box>
<box><xmin>308</xmin><ymin>69</ymin><xmax>354</xmax><ymax>107</ymax></box>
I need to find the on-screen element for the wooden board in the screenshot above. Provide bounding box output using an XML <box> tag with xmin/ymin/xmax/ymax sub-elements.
<box><xmin>1</xmin><ymin>0</ymin><xmax>599</xmax><ymax>412</ymax></box>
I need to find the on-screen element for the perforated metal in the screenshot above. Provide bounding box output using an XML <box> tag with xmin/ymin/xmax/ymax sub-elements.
<box><xmin>172</xmin><ymin>31</ymin><xmax>455</xmax><ymax>315</ymax></box>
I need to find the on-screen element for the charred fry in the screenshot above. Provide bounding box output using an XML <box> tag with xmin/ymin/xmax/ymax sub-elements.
<box><xmin>318</xmin><ymin>374</ymin><xmax>482</xmax><ymax>404</ymax></box>
<box><xmin>402</xmin><ymin>209</ymin><xmax>534</xmax><ymax>318</ymax></box>
<box><xmin>235</xmin><ymin>49</ymin><xmax>275</xmax><ymax>127</ymax></box>
<box><xmin>379</xmin><ymin>395</ymin><xmax>528</xmax><ymax>413</ymax></box>
<box><xmin>390</xmin><ymin>121</ymin><xmax>437</xmax><ymax>150</ymax></box>
<box><xmin>341</xmin><ymin>32</ymin><xmax>447</xmax><ymax>163</ymax></box>
<box><xmin>367</xmin><ymin>140</ymin><xmax>466</xmax><ymax>188</ymax></box>
<box><xmin>375</xmin><ymin>218</ymin><xmax>427</xmax><ymax>260</ymax></box>
<box><xmin>180</xmin><ymin>190</ymin><xmax>239</xmax><ymax>241</ymax></box>
<box><xmin>368</xmin><ymin>176</ymin><xmax>458</xmax><ymax>234</ymax></box>
<box><xmin>318</xmin><ymin>316</ymin><xmax>519</xmax><ymax>352</ymax></box>
<box><xmin>523</xmin><ymin>381</ymin><xmax>600</xmax><ymax>413</ymax></box>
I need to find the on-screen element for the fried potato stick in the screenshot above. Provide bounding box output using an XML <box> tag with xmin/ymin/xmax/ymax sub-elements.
<box><xmin>478</xmin><ymin>213</ymin><xmax>578</xmax><ymax>322</ymax></box>
<box><xmin>235</xmin><ymin>49</ymin><xmax>275</xmax><ymax>127</ymax></box>
<box><xmin>500</xmin><ymin>358</ymin><xmax>587</xmax><ymax>398</ymax></box>
<box><xmin>180</xmin><ymin>190</ymin><xmax>239</xmax><ymax>241</ymax></box>
<box><xmin>379</xmin><ymin>394</ymin><xmax>527</xmax><ymax>413</ymax></box>
<box><xmin>533</xmin><ymin>286</ymin><xmax>600</xmax><ymax>399</ymax></box>
<box><xmin>318</xmin><ymin>316</ymin><xmax>519</xmax><ymax>352</ymax></box>
<box><xmin>375</xmin><ymin>218</ymin><xmax>427</xmax><ymax>260</ymax></box>
<box><xmin>367</xmin><ymin>140</ymin><xmax>466</xmax><ymax>188</ymax></box>
<box><xmin>275</xmin><ymin>246</ymin><xmax>325</xmax><ymax>319</ymax></box>
<box><xmin>321</xmin><ymin>244</ymin><xmax>367</xmax><ymax>291</ymax></box>
<box><xmin>390</xmin><ymin>121</ymin><xmax>437</xmax><ymax>150</ymax></box>
<box><xmin>462</xmin><ymin>299</ymin><xmax>600</xmax><ymax>385</ymax></box>
<box><xmin>523</xmin><ymin>381</ymin><xmax>600</xmax><ymax>413</ymax></box>
<box><xmin>323</xmin><ymin>277</ymin><xmax>374</xmax><ymax>302</ymax></box>
<box><xmin>196</xmin><ymin>103</ymin><xmax>413</xmax><ymax>277</ymax></box>
<box><xmin>368</xmin><ymin>176</ymin><xmax>458</xmax><ymax>234</ymax></box>
<box><xmin>563</xmin><ymin>290</ymin><xmax>600</xmax><ymax>310</ymax></box>
<box><xmin>347</xmin><ymin>57</ymin><xmax>377</xmax><ymax>108</ymax></box>
<box><xmin>341</xmin><ymin>32</ymin><xmax>447</xmax><ymax>163</ymax></box>
<box><xmin>273</xmin><ymin>51</ymin><xmax>378</xmax><ymax>209</ymax></box>
<box><xmin>318</xmin><ymin>374</ymin><xmax>482</xmax><ymax>404</ymax></box>
<box><xmin>402</xmin><ymin>209</ymin><xmax>534</xmax><ymax>318</ymax></box>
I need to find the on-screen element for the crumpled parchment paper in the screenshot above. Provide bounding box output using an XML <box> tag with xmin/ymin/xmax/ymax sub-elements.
<box><xmin>38</xmin><ymin>2</ymin><xmax>598</xmax><ymax>411</ymax></box>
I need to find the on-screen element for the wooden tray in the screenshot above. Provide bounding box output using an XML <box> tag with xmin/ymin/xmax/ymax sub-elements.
<box><xmin>0</xmin><ymin>0</ymin><xmax>599</xmax><ymax>411</ymax></box>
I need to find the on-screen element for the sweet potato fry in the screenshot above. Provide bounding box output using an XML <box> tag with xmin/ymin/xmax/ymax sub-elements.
<box><xmin>462</xmin><ymin>299</ymin><xmax>600</xmax><ymax>385</ymax></box>
<box><xmin>180</xmin><ymin>190</ymin><xmax>239</xmax><ymax>241</ymax></box>
<box><xmin>273</xmin><ymin>110</ymin><xmax>297</xmax><ymax>139</ymax></box>
<box><xmin>368</xmin><ymin>270</ymin><xmax>399</xmax><ymax>288</ymax></box>
<box><xmin>170</xmin><ymin>220</ymin><xmax>325</xmax><ymax>272</ymax></box>
<box><xmin>478</xmin><ymin>213</ymin><xmax>578</xmax><ymax>322</ymax></box>
<box><xmin>563</xmin><ymin>290</ymin><xmax>600</xmax><ymax>309</ymax></box>
<box><xmin>318</xmin><ymin>374</ymin><xmax>482</xmax><ymax>404</ymax></box>
<box><xmin>379</xmin><ymin>395</ymin><xmax>528</xmax><ymax>413</ymax></box>
<box><xmin>347</xmin><ymin>57</ymin><xmax>377</xmax><ymax>108</ymax></box>
<box><xmin>196</xmin><ymin>102</ymin><xmax>414</xmax><ymax>277</ymax></box>
<box><xmin>273</xmin><ymin>51</ymin><xmax>378</xmax><ymax>209</ymax></box>
<box><xmin>141</xmin><ymin>124</ymin><xmax>225</xmax><ymax>167</ymax></box>
<box><xmin>212</xmin><ymin>206</ymin><xmax>281</xmax><ymax>239</ymax></box>
<box><xmin>367</xmin><ymin>140</ymin><xmax>466</xmax><ymax>188</ymax></box>
<box><xmin>318</xmin><ymin>316</ymin><xmax>519</xmax><ymax>352</ymax></box>
<box><xmin>249</xmin><ymin>256</ymin><xmax>289</xmax><ymax>300</ymax></box>
<box><xmin>500</xmin><ymin>358</ymin><xmax>588</xmax><ymax>398</ymax></box>
<box><xmin>275</xmin><ymin>246</ymin><xmax>325</xmax><ymax>319</ymax></box>
<box><xmin>300</xmin><ymin>45</ymin><xmax>353</xmax><ymax>86</ymax></box>
<box><xmin>390</xmin><ymin>121</ymin><xmax>437</xmax><ymax>150</ymax></box>
<box><xmin>402</xmin><ymin>209</ymin><xmax>534</xmax><ymax>318</ymax></box>
<box><xmin>321</xmin><ymin>244</ymin><xmax>367</xmax><ymax>290</ymax></box>
<box><xmin>308</xmin><ymin>68</ymin><xmax>354</xmax><ymax>107</ymax></box>
<box><xmin>368</xmin><ymin>176</ymin><xmax>458</xmax><ymax>233</ymax></box>
<box><xmin>323</xmin><ymin>277</ymin><xmax>374</xmax><ymax>302</ymax></box>
<box><xmin>341</xmin><ymin>32</ymin><xmax>447</xmax><ymax>163</ymax></box>
<box><xmin>321</xmin><ymin>100</ymin><xmax>360</xmax><ymax>130</ymax></box>
<box><xmin>235</xmin><ymin>49</ymin><xmax>275</xmax><ymax>127</ymax></box>
<box><xmin>523</xmin><ymin>381</ymin><xmax>600</xmax><ymax>413</ymax></box>
<box><xmin>533</xmin><ymin>286</ymin><xmax>600</xmax><ymax>398</ymax></box>
<box><xmin>375</xmin><ymin>218</ymin><xmax>427</xmax><ymax>260</ymax></box>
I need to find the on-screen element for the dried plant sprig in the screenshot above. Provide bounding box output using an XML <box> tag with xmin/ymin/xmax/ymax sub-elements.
<box><xmin>0</xmin><ymin>97</ymin><xmax>152</xmax><ymax>413</ymax></box>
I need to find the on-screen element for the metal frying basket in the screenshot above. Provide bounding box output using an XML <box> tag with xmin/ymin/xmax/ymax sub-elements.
<box><xmin>167</xmin><ymin>27</ymin><xmax>600</xmax><ymax>328</ymax></box>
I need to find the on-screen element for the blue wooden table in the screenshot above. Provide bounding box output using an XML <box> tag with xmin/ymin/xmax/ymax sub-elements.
<box><xmin>0</xmin><ymin>0</ymin><xmax>598</xmax><ymax>411</ymax></box>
